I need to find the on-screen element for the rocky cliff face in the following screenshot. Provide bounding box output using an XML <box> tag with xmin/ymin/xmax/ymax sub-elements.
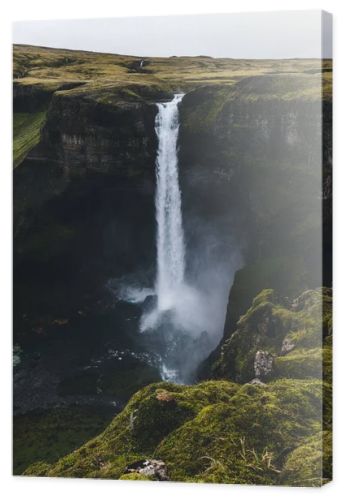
<box><xmin>34</xmin><ymin>92</ymin><xmax>159</xmax><ymax>175</ymax></box>
<box><xmin>177</xmin><ymin>76</ymin><xmax>332</xmax><ymax>377</ymax></box>
<box><xmin>13</xmin><ymin>84</ymin><xmax>170</xmax><ymax>428</ymax></box>
<box><xmin>209</xmin><ymin>287</ymin><xmax>332</xmax><ymax>383</ymax></box>
<box><xmin>13</xmin><ymin>71</ymin><xmax>332</xmax><ymax>374</ymax></box>
<box><xmin>13</xmin><ymin>85</ymin><xmax>171</xmax><ymax>327</ymax></box>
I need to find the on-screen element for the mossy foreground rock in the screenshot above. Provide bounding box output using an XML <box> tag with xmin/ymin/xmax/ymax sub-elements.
<box><xmin>26</xmin><ymin>377</ymin><xmax>331</xmax><ymax>486</ymax></box>
<box><xmin>209</xmin><ymin>287</ymin><xmax>332</xmax><ymax>384</ymax></box>
<box><xmin>23</xmin><ymin>288</ymin><xmax>332</xmax><ymax>485</ymax></box>
<box><xmin>156</xmin><ymin>379</ymin><xmax>329</xmax><ymax>485</ymax></box>
<box><xmin>281</xmin><ymin>431</ymin><xmax>332</xmax><ymax>486</ymax></box>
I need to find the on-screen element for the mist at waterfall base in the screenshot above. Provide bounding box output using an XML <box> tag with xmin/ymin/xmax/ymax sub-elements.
<box><xmin>115</xmin><ymin>94</ymin><xmax>242</xmax><ymax>383</ymax></box>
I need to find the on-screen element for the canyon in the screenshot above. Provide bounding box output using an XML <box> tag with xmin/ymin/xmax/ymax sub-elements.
<box><xmin>13</xmin><ymin>44</ymin><xmax>332</xmax><ymax>485</ymax></box>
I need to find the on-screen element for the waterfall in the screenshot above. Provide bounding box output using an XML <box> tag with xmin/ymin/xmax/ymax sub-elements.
<box><xmin>136</xmin><ymin>92</ymin><xmax>238</xmax><ymax>382</ymax></box>
<box><xmin>155</xmin><ymin>94</ymin><xmax>185</xmax><ymax>311</ymax></box>
<box><xmin>116</xmin><ymin>92</ymin><xmax>241</xmax><ymax>382</ymax></box>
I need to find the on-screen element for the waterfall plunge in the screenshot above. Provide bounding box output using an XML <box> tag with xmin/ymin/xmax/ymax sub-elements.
<box><xmin>155</xmin><ymin>94</ymin><xmax>185</xmax><ymax>311</ymax></box>
<box><xmin>140</xmin><ymin>94</ymin><xmax>227</xmax><ymax>359</ymax></box>
<box><xmin>115</xmin><ymin>93</ymin><xmax>241</xmax><ymax>382</ymax></box>
<box><xmin>140</xmin><ymin>94</ymin><xmax>190</xmax><ymax>332</ymax></box>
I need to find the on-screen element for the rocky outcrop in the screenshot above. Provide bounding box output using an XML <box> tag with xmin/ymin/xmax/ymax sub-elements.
<box><xmin>180</xmin><ymin>77</ymin><xmax>332</xmax><ymax>377</ymax></box>
<box><xmin>13</xmin><ymin>81</ymin><xmax>85</xmax><ymax>112</ymax></box>
<box><xmin>13</xmin><ymin>84</ymin><xmax>164</xmax><ymax>243</ymax></box>
<box><xmin>254</xmin><ymin>351</ymin><xmax>274</xmax><ymax>379</ymax></box>
<box><xmin>13</xmin><ymin>79</ymin><xmax>173</xmax><ymax>234</ymax></box>
<box><xmin>124</xmin><ymin>459</ymin><xmax>168</xmax><ymax>481</ymax></box>
<box><xmin>202</xmin><ymin>287</ymin><xmax>332</xmax><ymax>384</ymax></box>
<box><xmin>13</xmin><ymin>82</ymin><xmax>55</xmax><ymax>113</ymax></box>
<box><xmin>33</xmin><ymin>91</ymin><xmax>160</xmax><ymax>176</ymax></box>
<box><xmin>13</xmin><ymin>83</ymin><xmax>172</xmax><ymax>339</ymax></box>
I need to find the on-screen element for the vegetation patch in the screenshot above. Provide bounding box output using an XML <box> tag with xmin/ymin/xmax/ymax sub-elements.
<box><xmin>25</xmin><ymin>377</ymin><xmax>330</xmax><ymax>486</ymax></box>
<box><xmin>281</xmin><ymin>431</ymin><xmax>332</xmax><ymax>486</ymax></box>
<box><xmin>209</xmin><ymin>287</ymin><xmax>332</xmax><ymax>384</ymax></box>
<box><xmin>13</xmin><ymin>111</ymin><xmax>47</xmax><ymax>167</ymax></box>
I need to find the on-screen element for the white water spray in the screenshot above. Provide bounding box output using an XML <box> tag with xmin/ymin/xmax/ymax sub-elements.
<box><xmin>116</xmin><ymin>93</ymin><xmax>242</xmax><ymax>381</ymax></box>
<box><xmin>155</xmin><ymin>94</ymin><xmax>185</xmax><ymax>311</ymax></box>
<box><xmin>135</xmin><ymin>93</ymin><xmax>239</xmax><ymax>344</ymax></box>
<box><xmin>113</xmin><ymin>94</ymin><xmax>240</xmax><ymax>383</ymax></box>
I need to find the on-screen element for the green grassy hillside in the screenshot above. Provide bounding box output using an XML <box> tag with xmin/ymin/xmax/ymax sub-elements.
<box><xmin>13</xmin><ymin>45</ymin><xmax>331</xmax><ymax>167</ymax></box>
<box><xmin>14</xmin><ymin>44</ymin><xmax>330</xmax><ymax>93</ymax></box>
<box><xmin>13</xmin><ymin>111</ymin><xmax>47</xmax><ymax>167</ymax></box>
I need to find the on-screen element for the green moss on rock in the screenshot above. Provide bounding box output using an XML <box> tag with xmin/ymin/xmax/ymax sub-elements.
<box><xmin>211</xmin><ymin>289</ymin><xmax>295</xmax><ymax>382</ymax></box>
<box><xmin>13</xmin><ymin>111</ymin><xmax>47</xmax><ymax>167</ymax></box>
<box><xmin>24</xmin><ymin>286</ymin><xmax>332</xmax><ymax>485</ymax></box>
<box><xmin>30</xmin><ymin>381</ymin><xmax>239</xmax><ymax>479</ymax></box>
<box><xmin>209</xmin><ymin>287</ymin><xmax>332</xmax><ymax>384</ymax></box>
<box><xmin>24</xmin><ymin>461</ymin><xmax>51</xmax><ymax>477</ymax></box>
<box><xmin>155</xmin><ymin>379</ymin><xmax>323</xmax><ymax>484</ymax></box>
<box><xmin>274</xmin><ymin>348</ymin><xmax>323</xmax><ymax>379</ymax></box>
<box><xmin>129</xmin><ymin>390</ymin><xmax>196</xmax><ymax>452</ymax></box>
<box><xmin>281</xmin><ymin>431</ymin><xmax>332</xmax><ymax>486</ymax></box>
<box><xmin>32</xmin><ymin>378</ymin><xmax>329</xmax><ymax>486</ymax></box>
<box><xmin>119</xmin><ymin>472</ymin><xmax>152</xmax><ymax>481</ymax></box>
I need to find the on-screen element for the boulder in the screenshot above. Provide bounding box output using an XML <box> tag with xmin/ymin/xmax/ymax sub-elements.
<box><xmin>254</xmin><ymin>350</ymin><xmax>274</xmax><ymax>379</ymax></box>
<box><xmin>142</xmin><ymin>294</ymin><xmax>158</xmax><ymax>314</ymax></box>
<box><xmin>281</xmin><ymin>337</ymin><xmax>296</xmax><ymax>355</ymax></box>
<box><xmin>249</xmin><ymin>377</ymin><xmax>266</xmax><ymax>386</ymax></box>
<box><xmin>125</xmin><ymin>459</ymin><xmax>168</xmax><ymax>481</ymax></box>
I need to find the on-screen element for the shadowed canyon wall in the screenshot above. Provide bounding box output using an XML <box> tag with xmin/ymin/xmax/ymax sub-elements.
<box><xmin>14</xmin><ymin>71</ymin><xmax>332</xmax><ymax>372</ymax></box>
